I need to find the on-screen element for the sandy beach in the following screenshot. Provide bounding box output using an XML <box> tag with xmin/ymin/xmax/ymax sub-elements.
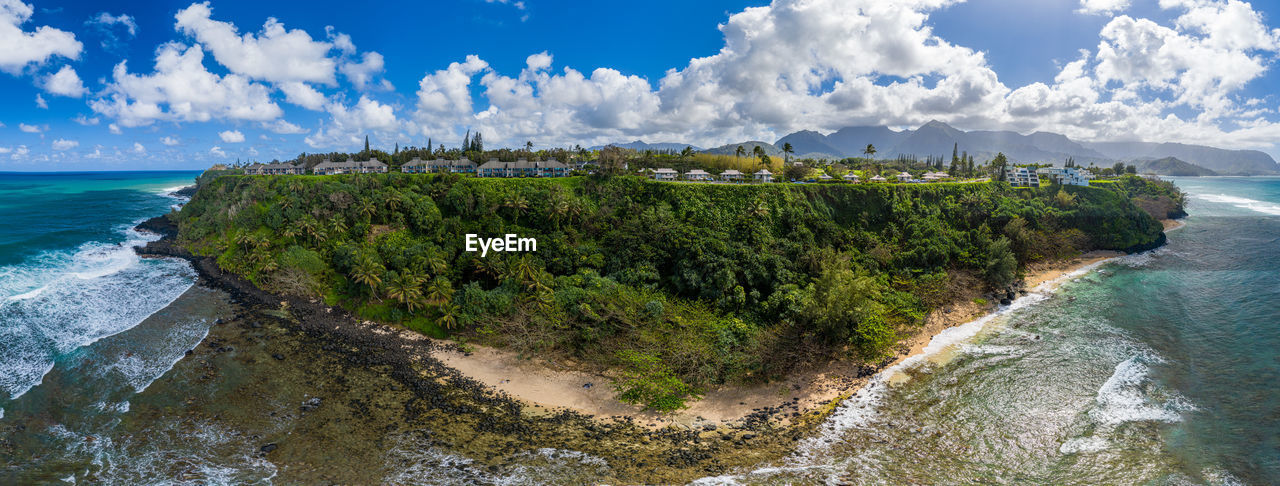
<box><xmin>432</xmin><ymin>243</ymin><xmax>1154</xmax><ymax>429</ymax></box>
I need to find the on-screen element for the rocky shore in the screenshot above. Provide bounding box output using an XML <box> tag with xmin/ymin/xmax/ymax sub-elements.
<box><xmin>132</xmin><ymin>215</ymin><xmax>825</xmax><ymax>483</ymax></box>
<box><xmin>130</xmin><ymin>213</ymin><xmax>1179</xmax><ymax>482</ymax></box>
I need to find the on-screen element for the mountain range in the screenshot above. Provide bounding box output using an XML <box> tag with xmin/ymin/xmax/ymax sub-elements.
<box><xmin>765</xmin><ymin>121</ymin><xmax>1279</xmax><ymax>175</ymax></box>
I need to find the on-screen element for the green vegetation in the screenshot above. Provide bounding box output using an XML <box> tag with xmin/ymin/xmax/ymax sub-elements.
<box><xmin>175</xmin><ymin>173</ymin><xmax>1178</xmax><ymax>411</ymax></box>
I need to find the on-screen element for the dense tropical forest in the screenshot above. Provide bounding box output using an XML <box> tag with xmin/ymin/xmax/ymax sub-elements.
<box><xmin>173</xmin><ymin>173</ymin><xmax>1182</xmax><ymax>411</ymax></box>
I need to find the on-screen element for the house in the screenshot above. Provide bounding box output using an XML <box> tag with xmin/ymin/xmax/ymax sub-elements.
<box><xmin>754</xmin><ymin>169</ymin><xmax>773</xmax><ymax>183</ymax></box>
<box><xmin>402</xmin><ymin>158</ymin><xmax>478</xmax><ymax>174</ymax></box>
<box><xmin>1037</xmin><ymin>167</ymin><xmax>1090</xmax><ymax>186</ymax></box>
<box><xmin>261</xmin><ymin>162</ymin><xmax>304</xmax><ymax>175</ymax></box>
<box><xmin>313</xmin><ymin>158</ymin><xmax>388</xmax><ymax>175</ymax></box>
<box><xmin>684</xmin><ymin>169</ymin><xmax>711</xmax><ymax>182</ymax></box>
<box><xmin>1005</xmin><ymin>165</ymin><xmax>1040</xmax><ymax>187</ymax></box>
<box><xmin>923</xmin><ymin>171</ymin><xmax>949</xmax><ymax>182</ymax></box>
<box><xmin>720</xmin><ymin>169</ymin><xmax>743</xmax><ymax>182</ymax></box>
<box><xmin>819</xmin><ymin>173</ymin><xmax>833</xmax><ymax>181</ymax></box>
<box><xmin>652</xmin><ymin>168</ymin><xmax>678</xmax><ymax>181</ymax></box>
<box><xmin>243</xmin><ymin>163</ymin><xmax>267</xmax><ymax>175</ymax></box>
<box><xmin>870</xmin><ymin>175</ymin><xmax>887</xmax><ymax>182</ymax></box>
<box><xmin>843</xmin><ymin>173</ymin><xmax>860</xmax><ymax>182</ymax></box>
<box><xmin>896</xmin><ymin>171</ymin><xmax>913</xmax><ymax>182</ymax></box>
<box><xmin>477</xmin><ymin>158</ymin><xmax>570</xmax><ymax>178</ymax></box>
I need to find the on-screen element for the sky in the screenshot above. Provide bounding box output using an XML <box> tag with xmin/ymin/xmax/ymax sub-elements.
<box><xmin>1</xmin><ymin>0</ymin><xmax>1279</xmax><ymax>170</ymax></box>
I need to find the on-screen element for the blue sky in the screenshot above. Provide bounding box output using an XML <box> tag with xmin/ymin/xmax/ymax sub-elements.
<box><xmin>2</xmin><ymin>0</ymin><xmax>1279</xmax><ymax>170</ymax></box>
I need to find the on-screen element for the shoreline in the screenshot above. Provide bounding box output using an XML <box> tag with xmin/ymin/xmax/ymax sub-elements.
<box><xmin>132</xmin><ymin>215</ymin><xmax>1180</xmax><ymax>431</ymax></box>
<box><xmin>435</xmin><ymin>248</ymin><xmax>1133</xmax><ymax>429</ymax></box>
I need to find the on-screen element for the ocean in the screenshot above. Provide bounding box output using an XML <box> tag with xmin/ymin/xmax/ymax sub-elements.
<box><xmin>1</xmin><ymin>172</ymin><xmax>1277</xmax><ymax>484</ymax></box>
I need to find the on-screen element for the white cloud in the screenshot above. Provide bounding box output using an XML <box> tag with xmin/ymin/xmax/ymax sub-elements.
<box><xmin>0</xmin><ymin>146</ymin><xmax>9</xmax><ymax>153</ymax></box>
<box><xmin>51</xmin><ymin>138</ymin><xmax>78</xmax><ymax>150</ymax></box>
<box><xmin>219</xmin><ymin>129</ymin><xmax>245</xmax><ymax>142</ymax></box>
<box><xmin>108</xmin><ymin>123</ymin><xmax>122</xmax><ymax>134</ymax></box>
<box><xmin>88</xmin><ymin>12</ymin><xmax>136</xmax><ymax>36</ymax></box>
<box><xmin>398</xmin><ymin>0</ymin><xmax>1280</xmax><ymax>154</ymax></box>
<box><xmin>10</xmin><ymin>145</ymin><xmax>28</xmax><ymax>159</ymax></box>
<box><xmin>90</xmin><ymin>43</ymin><xmax>283</xmax><ymax>127</ymax></box>
<box><xmin>160</xmin><ymin>135</ymin><xmax>179</xmax><ymax>146</ymax></box>
<box><xmin>1078</xmin><ymin>0</ymin><xmax>1131</xmax><ymax>15</ymax></box>
<box><xmin>485</xmin><ymin>0</ymin><xmax>526</xmax><ymax>10</ymax></box>
<box><xmin>0</xmin><ymin>0</ymin><xmax>83</xmax><ymax>74</ymax></box>
<box><xmin>73</xmin><ymin>114</ymin><xmax>99</xmax><ymax>125</ymax></box>
<box><xmin>34</xmin><ymin>93</ymin><xmax>46</xmax><ymax>108</ymax></box>
<box><xmin>132</xmin><ymin>142</ymin><xmax>145</xmax><ymax>153</ymax></box>
<box><xmin>304</xmin><ymin>95</ymin><xmax>399</xmax><ymax>148</ymax></box>
<box><xmin>279</xmin><ymin>81</ymin><xmax>326</xmax><ymax>110</ymax></box>
<box><xmin>42</xmin><ymin>65</ymin><xmax>87</xmax><ymax>96</ymax></box>
<box><xmin>209</xmin><ymin>145</ymin><xmax>226</xmax><ymax>157</ymax></box>
<box><xmin>262</xmin><ymin>119</ymin><xmax>307</xmax><ymax>134</ymax></box>
<box><xmin>340</xmin><ymin>51</ymin><xmax>386</xmax><ymax>90</ymax></box>
<box><xmin>18</xmin><ymin>122</ymin><xmax>41</xmax><ymax>133</ymax></box>
<box><xmin>174</xmin><ymin>2</ymin><xmax>337</xmax><ymax>84</ymax></box>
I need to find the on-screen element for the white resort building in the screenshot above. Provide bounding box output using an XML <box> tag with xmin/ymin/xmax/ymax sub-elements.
<box><xmin>720</xmin><ymin>169</ymin><xmax>743</xmax><ymax>182</ymax></box>
<box><xmin>1005</xmin><ymin>165</ymin><xmax>1041</xmax><ymax>187</ymax></box>
<box><xmin>754</xmin><ymin>169</ymin><xmax>773</xmax><ymax>183</ymax></box>
<box><xmin>401</xmin><ymin>158</ymin><xmax>478</xmax><ymax>174</ymax></box>
<box><xmin>1037</xmin><ymin>167</ymin><xmax>1091</xmax><ymax>186</ymax></box>
<box><xmin>843</xmin><ymin>173</ymin><xmax>860</xmax><ymax>182</ymax></box>
<box><xmin>684</xmin><ymin>169</ymin><xmax>711</xmax><ymax>182</ymax></box>
<box><xmin>652</xmin><ymin>168</ymin><xmax>678</xmax><ymax>181</ymax></box>
<box><xmin>312</xmin><ymin>159</ymin><xmax>389</xmax><ymax>175</ymax></box>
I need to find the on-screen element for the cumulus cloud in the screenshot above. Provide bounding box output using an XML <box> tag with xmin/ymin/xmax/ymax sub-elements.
<box><xmin>209</xmin><ymin>145</ymin><xmax>226</xmax><ymax>157</ymax></box>
<box><xmin>51</xmin><ymin>138</ymin><xmax>78</xmax><ymax>150</ymax></box>
<box><xmin>10</xmin><ymin>145</ymin><xmax>28</xmax><ymax>159</ymax></box>
<box><xmin>34</xmin><ymin>93</ymin><xmax>46</xmax><ymax>108</ymax></box>
<box><xmin>132</xmin><ymin>142</ymin><xmax>145</xmax><ymax>153</ymax></box>
<box><xmin>279</xmin><ymin>81</ymin><xmax>326</xmax><ymax>110</ymax></box>
<box><xmin>42</xmin><ymin>65</ymin><xmax>87</xmax><ymax>96</ymax></box>
<box><xmin>304</xmin><ymin>95</ymin><xmax>399</xmax><ymax>148</ymax></box>
<box><xmin>262</xmin><ymin>119</ymin><xmax>307</xmax><ymax>134</ymax></box>
<box><xmin>340</xmin><ymin>51</ymin><xmax>387</xmax><ymax>90</ymax></box>
<box><xmin>160</xmin><ymin>135</ymin><xmax>179</xmax><ymax>145</ymax></box>
<box><xmin>0</xmin><ymin>0</ymin><xmax>83</xmax><ymax>74</ymax></box>
<box><xmin>108</xmin><ymin>123</ymin><xmax>121</xmax><ymax>134</ymax></box>
<box><xmin>90</xmin><ymin>43</ymin><xmax>282</xmax><ymax>127</ymax></box>
<box><xmin>219</xmin><ymin>129</ymin><xmax>245</xmax><ymax>142</ymax></box>
<box><xmin>73</xmin><ymin>114</ymin><xmax>99</xmax><ymax>125</ymax></box>
<box><xmin>175</xmin><ymin>2</ymin><xmax>338</xmax><ymax>84</ymax></box>
<box><xmin>18</xmin><ymin>122</ymin><xmax>41</xmax><ymax>133</ymax></box>
<box><xmin>1078</xmin><ymin>0</ymin><xmax>1131</xmax><ymax>15</ymax></box>
<box><xmin>399</xmin><ymin>0</ymin><xmax>1280</xmax><ymax>153</ymax></box>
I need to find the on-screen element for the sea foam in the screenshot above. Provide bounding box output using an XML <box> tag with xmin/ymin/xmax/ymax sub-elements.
<box><xmin>0</xmin><ymin>225</ymin><xmax>196</xmax><ymax>400</ymax></box>
<box><xmin>1194</xmin><ymin>193</ymin><xmax>1280</xmax><ymax>216</ymax></box>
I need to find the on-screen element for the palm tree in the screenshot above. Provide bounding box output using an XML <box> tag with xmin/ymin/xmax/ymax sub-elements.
<box><xmin>385</xmin><ymin>270</ymin><xmax>424</xmax><ymax>312</ymax></box>
<box><xmin>735</xmin><ymin>145</ymin><xmax>746</xmax><ymax>159</ymax></box>
<box><xmin>356</xmin><ymin>199</ymin><xmax>376</xmax><ymax>222</ymax></box>
<box><xmin>863</xmin><ymin>144</ymin><xmax>877</xmax><ymax>158</ymax></box>
<box><xmin>424</xmin><ymin>276</ymin><xmax>454</xmax><ymax>306</ymax></box>
<box><xmin>782</xmin><ymin>142</ymin><xmax>794</xmax><ymax>165</ymax></box>
<box><xmin>435</xmin><ymin>303</ymin><xmax>460</xmax><ymax>330</ymax></box>
<box><xmin>511</xmin><ymin>254</ymin><xmax>539</xmax><ymax>286</ymax></box>
<box><xmin>525</xmin><ymin>140</ymin><xmax>534</xmax><ymax>153</ymax></box>
<box><xmin>350</xmin><ymin>257</ymin><xmax>385</xmax><ymax>298</ymax></box>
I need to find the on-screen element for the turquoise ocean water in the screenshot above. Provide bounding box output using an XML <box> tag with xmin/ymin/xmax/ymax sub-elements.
<box><xmin>0</xmin><ymin>172</ymin><xmax>201</xmax><ymax>409</ymax></box>
<box><xmin>1</xmin><ymin>172</ymin><xmax>1276</xmax><ymax>484</ymax></box>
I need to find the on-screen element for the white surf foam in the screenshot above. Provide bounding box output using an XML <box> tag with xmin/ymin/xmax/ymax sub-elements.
<box><xmin>1193</xmin><ymin>193</ymin><xmax>1280</xmax><ymax>216</ymax></box>
<box><xmin>1089</xmin><ymin>355</ymin><xmax>1192</xmax><ymax>426</ymax></box>
<box><xmin>0</xmin><ymin>226</ymin><xmax>196</xmax><ymax>400</ymax></box>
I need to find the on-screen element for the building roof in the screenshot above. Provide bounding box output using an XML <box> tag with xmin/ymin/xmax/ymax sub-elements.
<box><xmin>478</xmin><ymin>158</ymin><xmax>570</xmax><ymax>170</ymax></box>
<box><xmin>843</xmin><ymin>173</ymin><xmax>859</xmax><ymax>179</ymax></box>
<box><xmin>686</xmin><ymin>169</ymin><xmax>710</xmax><ymax>176</ymax></box>
<box><xmin>721</xmin><ymin>169</ymin><xmax>743</xmax><ymax>176</ymax></box>
<box><xmin>653</xmin><ymin>168</ymin><xmax>678</xmax><ymax>174</ymax></box>
<box><xmin>755</xmin><ymin>169</ymin><xmax>772</xmax><ymax>175</ymax></box>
